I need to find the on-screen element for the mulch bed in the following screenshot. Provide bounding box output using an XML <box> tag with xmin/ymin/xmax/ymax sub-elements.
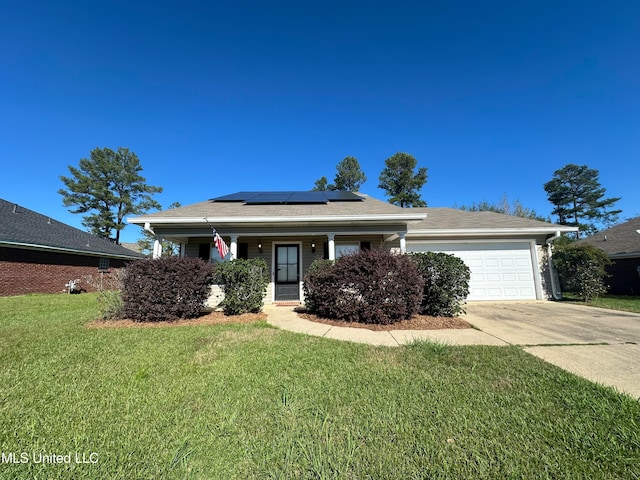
<box><xmin>296</xmin><ymin>310</ymin><xmax>472</xmax><ymax>331</ymax></box>
<box><xmin>86</xmin><ymin>308</ymin><xmax>471</xmax><ymax>332</ymax></box>
<box><xmin>86</xmin><ymin>310</ymin><xmax>267</xmax><ymax>329</ymax></box>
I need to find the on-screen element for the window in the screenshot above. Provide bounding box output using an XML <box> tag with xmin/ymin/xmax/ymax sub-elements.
<box><xmin>335</xmin><ymin>243</ymin><xmax>360</xmax><ymax>259</ymax></box>
<box><xmin>238</xmin><ymin>242</ymin><xmax>249</xmax><ymax>260</ymax></box>
<box><xmin>98</xmin><ymin>258</ymin><xmax>110</xmax><ymax>271</ymax></box>
<box><xmin>198</xmin><ymin>243</ymin><xmax>211</xmax><ymax>262</ymax></box>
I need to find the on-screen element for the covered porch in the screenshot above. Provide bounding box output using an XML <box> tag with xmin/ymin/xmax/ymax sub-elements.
<box><xmin>148</xmin><ymin>225</ymin><xmax>414</xmax><ymax>304</ymax></box>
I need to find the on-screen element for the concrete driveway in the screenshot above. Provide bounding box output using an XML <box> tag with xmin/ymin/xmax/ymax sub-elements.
<box><xmin>463</xmin><ymin>301</ymin><xmax>640</xmax><ymax>399</ymax></box>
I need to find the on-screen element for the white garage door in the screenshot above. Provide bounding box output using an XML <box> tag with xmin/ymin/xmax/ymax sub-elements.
<box><xmin>407</xmin><ymin>242</ymin><xmax>537</xmax><ymax>301</ymax></box>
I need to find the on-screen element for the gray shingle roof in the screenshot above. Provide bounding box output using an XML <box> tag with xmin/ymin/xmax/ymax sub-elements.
<box><xmin>0</xmin><ymin>199</ymin><xmax>144</xmax><ymax>259</ymax></box>
<box><xmin>129</xmin><ymin>193</ymin><xmax>424</xmax><ymax>223</ymax></box>
<box><xmin>577</xmin><ymin>217</ymin><xmax>640</xmax><ymax>257</ymax></box>
<box><xmin>129</xmin><ymin>192</ymin><xmax>573</xmax><ymax>239</ymax></box>
<box><xmin>409</xmin><ymin>208</ymin><xmax>574</xmax><ymax>232</ymax></box>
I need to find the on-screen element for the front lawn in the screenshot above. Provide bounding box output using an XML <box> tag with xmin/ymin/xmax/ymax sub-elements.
<box><xmin>563</xmin><ymin>293</ymin><xmax>640</xmax><ymax>314</ymax></box>
<box><xmin>1</xmin><ymin>294</ymin><xmax>639</xmax><ymax>479</ymax></box>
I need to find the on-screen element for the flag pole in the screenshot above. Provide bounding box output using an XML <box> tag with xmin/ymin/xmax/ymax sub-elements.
<box><xmin>204</xmin><ymin>218</ymin><xmax>230</xmax><ymax>259</ymax></box>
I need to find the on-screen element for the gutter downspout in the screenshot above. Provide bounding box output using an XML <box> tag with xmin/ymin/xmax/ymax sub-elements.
<box><xmin>544</xmin><ymin>231</ymin><xmax>562</xmax><ymax>300</ymax></box>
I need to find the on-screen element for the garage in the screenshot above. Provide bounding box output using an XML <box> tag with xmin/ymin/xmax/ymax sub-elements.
<box><xmin>407</xmin><ymin>241</ymin><xmax>538</xmax><ymax>301</ymax></box>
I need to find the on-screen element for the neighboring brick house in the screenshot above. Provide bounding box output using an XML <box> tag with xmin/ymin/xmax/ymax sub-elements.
<box><xmin>0</xmin><ymin>199</ymin><xmax>144</xmax><ymax>296</ymax></box>
<box><xmin>577</xmin><ymin>217</ymin><xmax>640</xmax><ymax>295</ymax></box>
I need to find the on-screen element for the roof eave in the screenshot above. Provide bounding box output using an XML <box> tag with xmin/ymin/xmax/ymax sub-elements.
<box><xmin>609</xmin><ymin>252</ymin><xmax>640</xmax><ymax>259</ymax></box>
<box><xmin>128</xmin><ymin>214</ymin><xmax>426</xmax><ymax>225</ymax></box>
<box><xmin>0</xmin><ymin>240</ymin><xmax>144</xmax><ymax>260</ymax></box>
<box><xmin>407</xmin><ymin>226</ymin><xmax>577</xmax><ymax>237</ymax></box>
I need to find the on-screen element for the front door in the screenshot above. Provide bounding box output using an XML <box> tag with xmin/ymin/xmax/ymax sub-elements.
<box><xmin>275</xmin><ymin>244</ymin><xmax>300</xmax><ymax>301</ymax></box>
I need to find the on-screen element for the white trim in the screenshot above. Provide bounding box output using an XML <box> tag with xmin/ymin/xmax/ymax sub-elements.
<box><xmin>271</xmin><ymin>241</ymin><xmax>303</xmax><ymax>303</ymax></box>
<box><xmin>407</xmin><ymin>238</ymin><xmax>541</xmax><ymax>245</ymax></box>
<box><xmin>230</xmin><ymin>235</ymin><xmax>238</xmax><ymax>260</ymax></box>
<box><xmin>399</xmin><ymin>232</ymin><xmax>407</xmax><ymax>254</ymax></box>
<box><xmin>327</xmin><ymin>233</ymin><xmax>336</xmax><ymax>260</ymax></box>
<box><xmin>529</xmin><ymin>240</ymin><xmax>543</xmax><ymax>300</ymax></box>
<box><xmin>128</xmin><ymin>213</ymin><xmax>426</xmax><ymax>225</ymax></box>
<box><xmin>180</xmin><ymin>229</ymin><xmax>402</xmax><ymax>238</ymax></box>
<box><xmin>407</xmin><ymin>227</ymin><xmax>577</xmax><ymax>237</ymax></box>
<box><xmin>152</xmin><ymin>240</ymin><xmax>162</xmax><ymax>259</ymax></box>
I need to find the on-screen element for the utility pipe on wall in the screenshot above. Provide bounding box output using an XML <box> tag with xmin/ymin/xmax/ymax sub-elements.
<box><xmin>544</xmin><ymin>231</ymin><xmax>562</xmax><ymax>300</ymax></box>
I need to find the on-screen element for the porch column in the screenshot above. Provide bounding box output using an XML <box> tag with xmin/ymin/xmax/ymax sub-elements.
<box><xmin>327</xmin><ymin>233</ymin><xmax>336</xmax><ymax>260</ymax></box>
<box><xmin>152</xmin><ymin>239</ymin><xmax>162</xmax><ymax>259</ymax></box>
<box><xmin>399</xmin><ymin>232</ymin><xmax>407</xmax><ymax>254</ymax></box>
<box><xmin>230</xmin><ymin>235</ymin><xmax>238</xmax><ymax>259</ymax></box>
<box><xmin>179</xmin><ymin>243</ymin><xmax>186</xmax><ymax>258</ymax></box>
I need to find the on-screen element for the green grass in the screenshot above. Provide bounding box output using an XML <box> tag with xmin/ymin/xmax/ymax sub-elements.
<box><xmin>563</xmin><ymin>293</ymin><xmax>640</xmax><ymax>314</ymax></box>
<box><xmin>1</xmin><ymin>294</ymin><xmax>639</xmax><ymax>479</ymax></box>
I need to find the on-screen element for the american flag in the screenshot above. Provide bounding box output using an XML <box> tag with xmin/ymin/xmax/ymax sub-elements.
<box><xmin>213</xmin><ymin>231</ymin><xmax>229</xmax><ymax>259</ymax></box>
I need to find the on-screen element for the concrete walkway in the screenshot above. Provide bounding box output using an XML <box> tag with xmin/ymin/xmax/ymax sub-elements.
<box><xmin>264</xmin><ymin>305</ymin><xmax>507</xmax><ymax>347</ymax></box>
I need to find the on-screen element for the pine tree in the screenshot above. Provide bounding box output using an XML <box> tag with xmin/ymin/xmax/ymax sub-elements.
<box><xmin>59</xmin><ymin>147</ymin><xmax>162</xmax><ymax>243</ymax></box>
<box><xmin>544</xmin><ymin>164</ymin><xmax>621</xmax><ymax>238</ymax></box>
<box><xmin>333</xmin><ymin>156</ymin><xmax>366</xmax><ymax>191</ymax></box>
<box><xmin>378</xmin><ymin>152</ymin><xmax>428</xmax><ymax>207</ymax></box>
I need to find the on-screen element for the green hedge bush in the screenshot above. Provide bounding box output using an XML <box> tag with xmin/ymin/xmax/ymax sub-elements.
<box><xmin>553</xmin><ymin>243</ymin><xmax>611</xmax><ymax>301</ymax></box>
<box><xmin>410</xmin><ymin>252</ymin><xmax>470</xmax><ymax>317</ymax></box>
<box><xmin>301</xmin><ymin>258</ymin><xmax>335</xmax><ymax>314</ymax></box>
<box><xmin>121</xmin><ymin>257</ymin><xmax>215</xmax><ymax>322</ymax></box>
<box><xmin>303</xmin><ymin>249</ymin><xmax>423</xmax><ymax>324</ymax></box>
<box><xmin>214</xmin><ymin>258</ymin><xmax>269</xmax><ymax>315</ymax></box>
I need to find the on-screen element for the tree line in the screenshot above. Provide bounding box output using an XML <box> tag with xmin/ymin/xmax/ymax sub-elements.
<box><xmin>58</xmin><ymin>147</ymin><xmax>622</xmax><ymax>245</ymax></box>
<box><xmin>313</xmin><ymin>155</ymin><xmax>621</xmax><ymax>237</ymax></box>
<box><xmin>313</xmin><ymin>152</ymin><xmax>428</xmax><ymax>208</ymax></box>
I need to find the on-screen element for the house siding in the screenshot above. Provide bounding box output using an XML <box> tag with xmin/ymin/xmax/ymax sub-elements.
<box><xmin>185</xmin><ymin>234</ymin><xmax>386</xmax><ymax>305</ymax></box>
<box><xmin>0</xmin><ymin>246</ymin><xmax>129</xmax><ymax>296</ymax></box>
<box><xmin>607</xmin><ymin>257</ymin><xmax>640</xmax><ymax>295</ymax></box>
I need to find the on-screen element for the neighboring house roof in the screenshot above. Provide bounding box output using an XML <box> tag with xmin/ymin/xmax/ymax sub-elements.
<box><xmin>577</xmin><ymin>217</ymin><xmax>640</xmax><ymax>259</ymax></box>
<box><xmin>120</xmin><ymin>242</ymin><xmax>144</xmax><ymax>254</ymax></box>
<box><xmin>0</xmin><ymin>199</ymin><xmax>144</xmax><ymax>260</ymax></box>
<box><xmin>407</xmin><ymin>208</ymin><xmax>575</xmax><ymax>237</ymax></box>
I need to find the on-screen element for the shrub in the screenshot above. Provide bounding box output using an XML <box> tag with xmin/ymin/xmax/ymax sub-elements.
<box><xmin>214</xmin><ymin>258</ymin><xmax>269</xmax><ymax>315</ymax></box>
<box><xmin>410</xmin><ymin>252</ymin><xmax>470</xmax><ymax>317</ymax></box>
<box><xmin>553</xmin><ymin>243</ymin><xmax>611</xmax><ymax>301</ymax></box>
<box><xmin>302</xmin><ymin>259</ymin><xmax>337</xmax><ymax>316</ymax></box>
<box><xmin>303</xmin><ymin>249</ymin><xmax>424</xmax><ymax>325</ymax></box>
<box><xmin>121</xmin><ymin>257</ymin><xmax>215</xmax><ymax>322</ymax></box>
<box><xmin>83</xmin><ymin>270</ymin><xmax>125</xmax><ymax>320</ymax></box>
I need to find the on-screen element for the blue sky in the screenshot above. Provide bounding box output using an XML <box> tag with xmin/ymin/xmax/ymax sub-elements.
<box><xmin>2</xmin><ymin>0</ymin><xmax>639</xmax><ymax>243</ymax></box>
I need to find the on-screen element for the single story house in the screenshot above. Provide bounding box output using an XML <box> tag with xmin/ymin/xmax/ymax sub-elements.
<box><xmin>0</xmin><ymin>198</ymin><xmax>145</xmax><ymax>296</ymax></box>
<box><xmin>129</xmin><ymin>191</ymin><xmax>576</xmax><ymax>304</ymax></box>
<box><xmin>577</xmin><ymin>217</ymin><xmax>640</xmax><ymax>295</ymax></box>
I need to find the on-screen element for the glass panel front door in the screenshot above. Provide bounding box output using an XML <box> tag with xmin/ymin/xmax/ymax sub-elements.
<box><xmin>275</xmin><ymin>245</ymin><xmax>300</xmax><ymax>301</ymax></box>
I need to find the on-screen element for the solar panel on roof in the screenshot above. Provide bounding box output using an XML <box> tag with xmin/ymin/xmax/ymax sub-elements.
<box><xmin>211</xmin><ymin>191</ymin><xmax>363</xmax><ymax>204</ymax></box>
<box><xmin>325</xmin><ymin>191</ymin><xmax>363</xmax><ymax>201</ymax></box>
<box><xmin>288</xmin><ymin>191</ymin><xmax>328</xmax><ymax>203</ymax></box>
<box><xmin>245</xmin><ymin>192</ymin><xmax>295</xmax><ymax>204</ymax></box>
<box><xmin>211</xmin><ymin>192</ymin><xmax>261</xmax><ymax>202</ymax></box>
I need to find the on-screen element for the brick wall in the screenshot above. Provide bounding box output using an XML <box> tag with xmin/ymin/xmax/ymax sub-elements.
<box><xmin>0</xmin><ymin>247</ymin><xmax>129</xmax><ymax>297</ymax></box>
